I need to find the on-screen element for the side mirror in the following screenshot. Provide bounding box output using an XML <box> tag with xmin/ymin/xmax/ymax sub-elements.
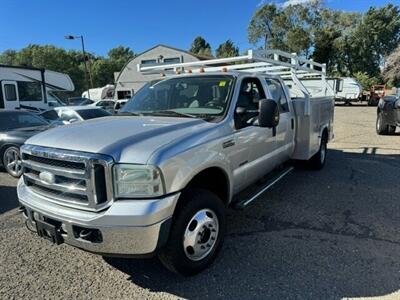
<box><xmin>395</xmin><ymin>100</ymin><xmax>400</xmax><ymax>109</ymax></box>
<box><xmin>258</xmin><ymin>99</ymin><xmax>279</xmax><ymax>128</ymax></box>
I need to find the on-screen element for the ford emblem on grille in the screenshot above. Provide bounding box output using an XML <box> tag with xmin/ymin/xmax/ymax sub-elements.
<box><xmin>39</xmin><ymin>171</ymin><xmax>56</xmax><ymax>185</ymax></box>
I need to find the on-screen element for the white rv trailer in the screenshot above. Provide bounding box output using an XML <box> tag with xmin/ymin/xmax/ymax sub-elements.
<box><xmin>0</xmin><ymin>65</ymin><xmax>74</xmax><ymax>111</ymax></box>
<box><xmin>328</xmin><ymin>77</ymin><xmax>362</xmax><ymax>104</ymax></box>
<box><xmin>295</xmin><ymin>77</ymin><xmax>362</xmax><ymax>104</ymax></box>
<box><xmin>81</xmin><ymin>84</ymin><xmax>115</xmax><ymax>100</ymax></box>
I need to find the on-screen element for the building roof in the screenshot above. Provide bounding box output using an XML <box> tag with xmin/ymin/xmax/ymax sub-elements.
<box><xmin>134</xmin><ymin>44</ymin><xmax>213</xmax><ymax>61</ymax></box>
<box><xmin>114</xmin><ymin>44</ymin><xmax>213</xmax><ymax>83</ymax></box>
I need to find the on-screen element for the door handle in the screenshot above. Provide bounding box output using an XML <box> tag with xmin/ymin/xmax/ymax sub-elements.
<box><xmin>222</xmin><ymin>139</ymin><xmax>235</xmax><ymax>148</ymax></box>
<box><xmin>291</xmin><ymin>118</ymin><xmax>294</xmax><ymax>130</ymax></box>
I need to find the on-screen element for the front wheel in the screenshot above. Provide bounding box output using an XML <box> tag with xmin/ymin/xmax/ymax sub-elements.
<box><xmin>158</xmin><ymin>189</ymin><xmax>226</xmax><ymax>276</ymax></box>
<box><xmin>376</xmin><ymin>112</ymin><xmax>390</xmax><ymax>135</ymax></box>
<box><xmin>3</xmin><ymin>146</ymin><xmax>23</xmax><ymax>178</ymax></box>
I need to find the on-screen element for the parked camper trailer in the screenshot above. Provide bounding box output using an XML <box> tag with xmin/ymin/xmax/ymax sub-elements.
<box><xmin>302</xmin><ymin>77</ymin><xmax>362</xmax><ymax>105</ymax></box>
<box><xmin>328</xmin><ymin>78</ymin><xmax>362</xmax><ymax>104</ymax></box>
<box><xmin>0</xmin><ymin>65</ymin><xmax>74</xmax><ymax>111</ymax></box>
<box><xmin>81</xmin><ymin>84</ymin><xmax>115</xmax><ymax>100</ymax></box>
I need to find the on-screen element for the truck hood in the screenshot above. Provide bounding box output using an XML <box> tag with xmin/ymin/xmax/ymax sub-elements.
<box><xmin>25</xmin><ymin>116</ymin><xmax>216</xmax><ymax>163</ymax></box>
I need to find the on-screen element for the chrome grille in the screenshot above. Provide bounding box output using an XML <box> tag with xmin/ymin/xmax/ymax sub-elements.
<box><xmin>21</xmin><ymin>145</ymin><xmax>114</xmax><ymax>212</ymax></box>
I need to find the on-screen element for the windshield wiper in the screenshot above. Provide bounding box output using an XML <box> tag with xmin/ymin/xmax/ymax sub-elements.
<box><xmin>148</xmin><ymin>110</ymin><xmax>197</xmax><ymax>118</ymax></box>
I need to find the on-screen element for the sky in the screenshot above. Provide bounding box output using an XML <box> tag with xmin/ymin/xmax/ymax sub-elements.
<box><xmin>0</xmin><ymin>0</ymin><xmax>399</xmax><ymax>57</ymax></box>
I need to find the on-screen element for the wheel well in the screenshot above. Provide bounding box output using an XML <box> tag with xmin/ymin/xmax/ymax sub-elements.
<box><xmin>185</xmin><ymin>167</ymin><xmax>230</xmax><ymax>205</ymax></box>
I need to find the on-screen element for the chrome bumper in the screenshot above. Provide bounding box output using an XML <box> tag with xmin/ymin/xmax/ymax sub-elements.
<box><xmin>18</xmin><ymin>179</ymin><xmax>180</xmax><ymax>255</ymax></box>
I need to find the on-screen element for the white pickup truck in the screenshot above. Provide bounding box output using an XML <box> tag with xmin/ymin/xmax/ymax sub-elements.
<box><xmin>18</xmin><ymin>50</ymin><xmax>334</xmax><ymax>275</ymax></box>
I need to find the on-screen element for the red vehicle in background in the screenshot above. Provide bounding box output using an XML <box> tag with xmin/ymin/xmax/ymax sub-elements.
<box><xmin>368</xmin><ymin>85</ymin><xmax>386</xmax><ymax>106</ymax></box>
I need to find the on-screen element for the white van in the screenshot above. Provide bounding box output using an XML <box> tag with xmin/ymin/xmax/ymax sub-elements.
<box><xmin>0</xmin><ymin>65</ymin><xmax>74</xmax><ymax>111</ymax></box>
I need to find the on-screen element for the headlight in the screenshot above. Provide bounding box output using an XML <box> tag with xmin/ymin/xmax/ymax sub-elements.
<box><xmin>113</xmin><ymin>164</ymin><xmax>165</xmax><ymax>198</ymax></box>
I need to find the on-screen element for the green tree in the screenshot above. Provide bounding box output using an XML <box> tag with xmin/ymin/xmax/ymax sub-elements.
<box><xmin>383</xmin><ymin>44</ymin><xmax>400</xmax><ymax>87</ymax></box>
<box><xmin>90</xmin><ymin>46</ymin><xmax>135</xmax><ymax>88</ymax></box>
<box><xmin>216</xmin><ymin>40</ymin><xmax>239</xmax><ymax>58</ymax></box>
<box><xmin>248</xmin><ymin>4</ymin><xmax>286</xmax><ymax>50</ymax></box>
<box><xmin>189</xmin><ymin>36</ymin><xmax>212</xmax><ymax>57</ymax></box>
<box><xmin>312</xmin><ymin>27</ymin><xmax>341</xmax><ymax>71</ymax></box>
<box><xmin>248</xmin><ymin>1</ymin><xmax>323</xmax><ymax>55</ymax></box>
<box><xmin>107</xmin><ymin>46</ymin><xmax>135</xmax><ymax>70</ymax></box>
<box><xmin>0</xmin><ymin>49</ymin><xmax>17</xmax><ymax>64</ymax></box>
<box><xmin>286</xmin><ymin>27</ymin><xmax>311</xmax><ymax>55</ymax></box>
<box><xmin>353</xmin><ymin>71</ymin><xmax>381</xmax><ymax>90</ymax></box>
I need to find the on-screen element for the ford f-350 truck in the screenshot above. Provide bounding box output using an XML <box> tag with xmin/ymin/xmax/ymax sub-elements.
<box><xmin>18</xmin><ymin>50</ymin><xmax>334</xmax><ymax>275</ymax></box>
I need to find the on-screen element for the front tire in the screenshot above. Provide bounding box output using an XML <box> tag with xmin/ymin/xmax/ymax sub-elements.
<box><xmin>376</xmin><ymin>112</ymin><xmax>390</xmax><ymax>135</ymax></box>
<box><xmin>158</xmin><ymin>189</ymin><xmax>226</xmax><ymax>276</ymax></box>
<box><xmin>3</xmin><ymin>146</ymin><xmax>23</xmax><ymax>178</ymax></box>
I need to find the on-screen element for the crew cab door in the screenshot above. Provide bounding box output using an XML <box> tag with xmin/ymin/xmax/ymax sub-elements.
<box><xmin>1</xmin><ymin>81</ymin><xmax>19</xmax><ymax>109</ymax></box>
<box><xmin>264</xmin><ymin>78</ymin><xmax>295</xmax><ymax>161</ymax></box>
<box><xmin>232</xmin><ymin>77</ymin><xmax>278</xmax><ymax>187</ymax></box>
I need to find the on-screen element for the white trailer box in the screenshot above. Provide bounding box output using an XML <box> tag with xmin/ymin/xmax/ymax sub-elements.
<box><xmin>0</xmin><ymin>65</ymin><xmax>74</xmax><ymax>111</ymax></box>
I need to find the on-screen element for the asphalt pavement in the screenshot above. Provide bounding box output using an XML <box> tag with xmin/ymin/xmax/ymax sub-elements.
<box><xmin>1</xmin><ymin>105</ymin><xmax>400</xmax><ymax>299</ymax></box>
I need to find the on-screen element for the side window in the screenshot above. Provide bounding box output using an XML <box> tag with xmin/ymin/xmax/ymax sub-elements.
<box><xmin>4</xmin><ymin>84</ymin><xmax>17</xmax><ymax>101</ymax></box>
<box><xmin>18</xmin><ymin>81</ymin><xmax>42</xmax><ymax>102</ymax></box>
<box><xmin>163</xmin><ymin>57</ymin><xmax>180</xmax><ymax>64</ymax></box>
<box><xmin>265</xmin><ymin>78</ymin><xmax>289</xmax><ymax>113</ymax></box>
<box><xmin>235</xmin><ymin>78</ymin><xmax>266</xmax><ymax>128</ymax></box>
<box><xmin>237</xmin><ymin>78</ymin><xmax>266</xmax><ymax>109</ymax></box>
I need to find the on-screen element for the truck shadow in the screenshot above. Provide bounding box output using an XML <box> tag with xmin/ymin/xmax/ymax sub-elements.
<box><xmin>102</xmin><ymin>149</ymin><xmax>400</xmax><ymax>298</ymax></box>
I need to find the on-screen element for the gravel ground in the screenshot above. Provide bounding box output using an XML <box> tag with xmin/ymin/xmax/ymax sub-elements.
<box><xmin>1</xmin><ymin>105</ymin><xmax>400</xmax><ymax>299</ymax></box>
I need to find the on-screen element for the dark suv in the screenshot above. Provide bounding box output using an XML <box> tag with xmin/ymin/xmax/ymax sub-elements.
<box><xmin>376</xmin><ymin>96</ymin><xmax>400</xmax><ymax>135</ymax></box>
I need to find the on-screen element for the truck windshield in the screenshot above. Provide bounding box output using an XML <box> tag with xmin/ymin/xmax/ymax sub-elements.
<box><xmin>121</xmin><ymin>75</ymin><xmax>234</xmax><ymax>120</ymax></box>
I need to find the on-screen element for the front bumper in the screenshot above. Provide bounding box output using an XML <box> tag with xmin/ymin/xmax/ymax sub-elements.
<box><xmin>17</xmin><ymin>179</ymin><xmax>180</xmax><ymax>256</ymax></box>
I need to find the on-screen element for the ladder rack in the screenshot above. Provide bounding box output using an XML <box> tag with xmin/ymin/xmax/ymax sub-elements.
<box><xmin>137</xmin><ymin>49</ymin><xmax>333</xmax><ymax>99</ymax></box>
<box><xmin>137</xmin><ymin>49</ymin><xmax>326</xmax><ymax>78</ymax></box>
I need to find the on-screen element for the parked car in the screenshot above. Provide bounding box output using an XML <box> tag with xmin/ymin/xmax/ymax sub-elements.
<box><xmin>89</xmin><ymin>100</ymin><xmax>116</xmax><ymax>114</ymax></box>
<box><xmin>376</xmin><ymin>95</ymin><xmax>400</xmax><ymax>135</ymax></box>
<box><xmin>368</xmin><ymin>85</ymin><xmax>386</xmax><ymax>106</ymax></box>
<box><xmin>18</xmin><ymin>49</ymin><xmax>334</xmax><ymax>275</ymax></box>
<box><xmin>53</xmin><ymin>106</ymin><xmax>112</xmax><ymax>124</ymax></box>
<box><xmin>38</xmin><ymin>109</ymin><xmax>65</xmax><ymax>126</ymax></box>
<box><xmin>64</xmin><ymin>97</ymin><xmax>94</xmax><ymax>106</ymax></box>
<box><xmin>113</xmin><ymin>99</ymin><xmax>128</xmax><ymax>112</ymax></box>
<box><xmin>0</xmin><ymin>110</ymin><xmax>51</xmax><ymax>177</ymax></box>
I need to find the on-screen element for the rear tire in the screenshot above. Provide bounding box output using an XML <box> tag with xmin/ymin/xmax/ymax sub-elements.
<box><xmin>158</xmin><ymin>189</ymin><xmax>226</xmax><ymax>276</ymax></box>
<box><xmin>308</xmin><ymin>134</ymin><xmax>327</xmax><ymax>170</ymax></box>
